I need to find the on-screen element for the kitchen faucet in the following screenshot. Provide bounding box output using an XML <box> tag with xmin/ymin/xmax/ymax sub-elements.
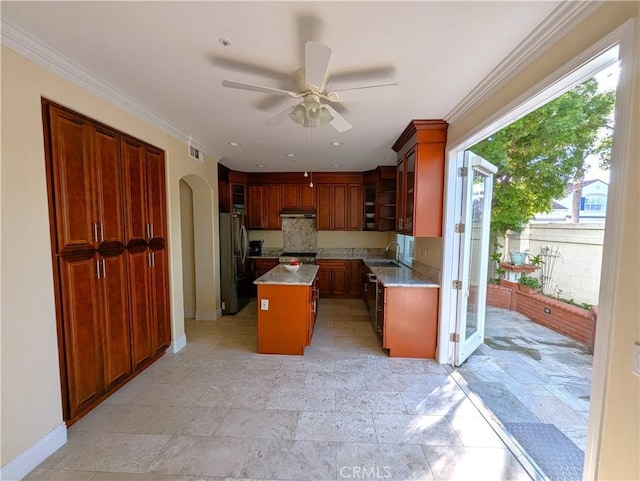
<box><xmin>385</xmin><ymin>241</ymin><xmax>401</xmax><ymax>262</ymax></box>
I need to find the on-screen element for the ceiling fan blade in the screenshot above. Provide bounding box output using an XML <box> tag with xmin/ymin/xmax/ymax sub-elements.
<box><xmin>305</xmin><ymin>41</ymin><xmax>332</xmax><ymax>90</ymax></box>
<box><xmin>222</xmin><ymin>80</ymin><xmax>298</xmax><ymax>97</ymax></box>
<box><xmin>324</xmin><ymin>104</ymin><xmax>352</xmax><ymax>133</ymax></box>
<box><xmin>330</xmin><ymin>83</ymin><xmax>398</xmax><ymax>102</ymax></box>
<box><xmin>264</xmin><ymin>105</ymin><xmax>295</xmax><ymax>127</ymax></box>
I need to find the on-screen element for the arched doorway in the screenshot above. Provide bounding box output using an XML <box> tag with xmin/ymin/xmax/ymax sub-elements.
<box><xmin>179</xmin><ymin>174</ymin><xmax>219</xmax><ymax>323</ymax></box>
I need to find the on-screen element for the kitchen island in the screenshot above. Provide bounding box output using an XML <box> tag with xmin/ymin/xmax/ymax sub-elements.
<box><xmin>254</xmin><ymin>264</ymin><xmax>319</xmax><ymax>355</ymax></box>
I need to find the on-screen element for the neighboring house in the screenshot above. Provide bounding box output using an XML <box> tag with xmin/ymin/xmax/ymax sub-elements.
<box><xmin>534</xmin><ymin>178</ymin><xmax>608</xmax><ymax>222</ymax></box>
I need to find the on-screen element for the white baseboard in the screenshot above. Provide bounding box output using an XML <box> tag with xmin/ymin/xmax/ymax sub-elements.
<box><xmin>171</xmin><ymin>333</ymin><xmax>187</xmax><ymax>353</ymax></box>
<box><xmin>0</xmin><ymin>422</ymin><xmax>67</xmax><ymax>481</ymax></box>
<box><xmin>183</xmin><ymin>308</ymin><xmax>195</xmax><ymax>319</ymax></box>
<box><xmin>195</xmin><ymin>310</ymin><xmax>218</xmax><ymax>321</ymax></box>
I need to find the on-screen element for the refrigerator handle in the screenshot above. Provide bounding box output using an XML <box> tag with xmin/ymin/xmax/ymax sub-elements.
<box><xmin>240</xmin><ymin>224</ymin><xmax>248</xmax><ymax>264</ymax></box>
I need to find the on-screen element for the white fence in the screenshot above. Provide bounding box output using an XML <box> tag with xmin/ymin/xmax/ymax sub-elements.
<box><xmin>503</xmin><ymin>222</ymin><xmax>605</xmax><ymax>305</ymax></box>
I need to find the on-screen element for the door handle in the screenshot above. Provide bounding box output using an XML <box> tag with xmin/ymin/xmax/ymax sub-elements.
<box><xmin>95</xmin><ymin>259</ymin><xmax>101</xmax><ymax>279</ymax></box>
<box><xmin>100</xmin><ymin>222</ymin><xmax>104</xmax><ymax>242</ymax></box>
<box><xmin>92</xmin><ymin>222</ymin><xmax>99</xmax><ymax>243</ymax></box>
<box><xmin>101</xmin><ymin>258</ymin><xmax>106</xmax><ymax>278</ymax></box>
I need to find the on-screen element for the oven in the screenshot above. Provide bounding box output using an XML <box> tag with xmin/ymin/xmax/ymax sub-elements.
<box><xmin>278</xmin><ymin>252</ymin><xmax>317</xmax><ymax>265</ymax></box>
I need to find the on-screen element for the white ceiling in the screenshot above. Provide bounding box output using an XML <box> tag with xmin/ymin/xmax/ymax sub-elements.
<box><xmin>2</xmin><ymin>1</ymin><xmax>566</xmax><ymax>173</ymax></box>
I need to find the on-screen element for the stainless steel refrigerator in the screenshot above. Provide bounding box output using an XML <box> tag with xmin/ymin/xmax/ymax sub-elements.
<box><xmin>219</xmin><ymin>213</ymin><xmax>251</xmax><ymax>314</ymax></box>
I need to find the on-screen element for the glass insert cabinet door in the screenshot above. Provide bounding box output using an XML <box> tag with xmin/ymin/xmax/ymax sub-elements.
<box><xmin>454</xmin><ymin>151</ymin><xmax>497</xmax><ymax>366</ymax></box>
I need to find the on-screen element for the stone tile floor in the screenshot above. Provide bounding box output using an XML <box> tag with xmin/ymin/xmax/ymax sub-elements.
<box><xmin>27</xmin><ymin>299</ymin><xmax>533</xmax><ymax>481</ymax></box>
<box><xmin>454</xmin><ymin>306</ymin><xmax>593</xmax><ymax>481</ymax></box>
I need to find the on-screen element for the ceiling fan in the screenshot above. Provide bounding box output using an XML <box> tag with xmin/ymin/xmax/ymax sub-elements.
<box><xmin>221</xmin><ymin>41</ymin><xmax>397</xmax><ymax>133</ymax></box>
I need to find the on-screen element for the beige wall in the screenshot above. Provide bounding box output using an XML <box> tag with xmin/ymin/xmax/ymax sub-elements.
<box><xmin>180</xmin><ymin>180</ymin><xmax>196</xmax><ymax>317</ymax></box>
<box><xmin>448</xmin><ymin>3</ymin><xmax>639</xmax><ymax>479</ymax></box>
<box><xmin>0</xmin><ymin>45</ymin><xmax>219</xmax><ymax>466</ymax></box>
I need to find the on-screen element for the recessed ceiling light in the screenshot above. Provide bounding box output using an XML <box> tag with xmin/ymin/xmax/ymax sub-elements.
<box><xmin>287</xmin><ymin>153</ymin><xmax>296</xmax><ymax>158</ymax></box>
<box><xmin>218</xmin><ymin>37</ymin><xmax>231</xmax><ymax>47</ymax></box>
<box><xmin>228</xmin><ymin>142</ymin><xmax>240</xmax><ymax>147</ymax></box>
<box><xmin>256</xmin><ymin>164</ymin><xmax>265</xmax><ymax>168</ymax></box>
<box><xmin>332</xmin><ymin>164</ymin><xmax>341</xmax><ymax>168</ymax></box>
<box><xmin>330</xmin><ymin>141</ymin><xmax>343</xmax><ymax>146</ymax></box>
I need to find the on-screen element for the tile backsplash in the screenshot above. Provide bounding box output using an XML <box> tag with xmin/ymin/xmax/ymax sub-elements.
<box><xmin>282</xmin><ymin>218</ymin><xmax>317</xmax><ymax>252</ymax></box>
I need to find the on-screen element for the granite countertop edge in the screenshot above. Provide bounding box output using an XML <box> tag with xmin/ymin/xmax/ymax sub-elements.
<box><xmin>253</xmin><ymin>264</ymin><xmax>320</xmax><ymax>286</ymax></box>
<box><xmin>248</xmin><ymin>254</ymin><xmax>440</xmax><ymax>288</ymax></box>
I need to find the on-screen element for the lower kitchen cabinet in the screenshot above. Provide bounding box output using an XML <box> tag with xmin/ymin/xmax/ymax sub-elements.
<box><xmin>317</xmin><ymin>259</ymin><xmax>361</xmax><ymax>298</ymax></box>
<box><xmin>250</xmin><ymin>258</ymin><xmax>279</xmax><ymax>296</ymax></box>
<box><xmin>382</xmin><ymin>286</ymin><xmax>439</xmax><ymax>358</ymax></box>
<box><xmin>257</xmin><ymin>274</ymin><xmax>318</xmax><ymax>355</ymax></box>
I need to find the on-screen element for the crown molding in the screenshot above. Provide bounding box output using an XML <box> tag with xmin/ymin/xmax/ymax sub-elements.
<box><xmin>445</xmin><ymin>1</ymin><xmax>603</xmax><ymax>124</ymax></box>
<box><xmin>1</xmin><ymin>19</ymin><xmax>222</xmax><ymax>161</ymax></box>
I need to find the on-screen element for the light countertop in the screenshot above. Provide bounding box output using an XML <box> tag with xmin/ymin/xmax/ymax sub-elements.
<box><xmin>254</xmin><ymin>264</ymin><xmax>319</xmax><ymax>286</ymax></box>
<box><xmin>362</xmin><ymin>259</ymin><xmax>440</xmax><ymax>288</ymax></box>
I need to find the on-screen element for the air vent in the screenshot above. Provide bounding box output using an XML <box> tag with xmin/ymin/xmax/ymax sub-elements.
<box><xmin>189</xmin><ymin>145</ymin><xmax>204</xmax><ymax>163</ymax></box>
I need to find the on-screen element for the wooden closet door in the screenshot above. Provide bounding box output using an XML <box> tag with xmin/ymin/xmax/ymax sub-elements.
<box><xmin>146</xmin><ymin>147</ymin><xmax>167</xmax><ymax>244</ymax></box>
<box><xmin>91</xmin><ymin>124</ymin><xmax>124</xmax><ymax>247</ymax></box>
<box><xmin>150</xmin><ymin>248</ymin><xmax>171</xmax><ymax>354</ymax></box>
<box><xmin>127</xmin><ymin>250</ymin><xmax>154</xmax><ymax>369</ymax></box>
<box><xmin>57</xmin><ymin>254</ymin><xmax>103</xmax><ymax>418</ymax></box>
<box><xmin>99</xmin><ymin>254</ymin><xmax>132</xmax><ymax>389</ymax></box>
<box><xmin>122</xmin><ymin>138</ymin><xmax>149</xmax><ymax>247</ymax></box>
<box><xmin>48</xmin><ymin>106</ymin><xmax>96</xmax><ymax>253</ymax></box>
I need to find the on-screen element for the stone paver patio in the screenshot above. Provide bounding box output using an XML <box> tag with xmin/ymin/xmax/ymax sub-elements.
<box><xmin>454</xmin><ymin>306</ymin><xmax>593</xmax><ymax>481</ymax></box>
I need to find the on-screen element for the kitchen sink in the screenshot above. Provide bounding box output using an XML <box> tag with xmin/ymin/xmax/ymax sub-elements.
<box><xmin>367</xmin><ymin>260</ymin><xmax>401</xmax><ymax>268</ymax></box>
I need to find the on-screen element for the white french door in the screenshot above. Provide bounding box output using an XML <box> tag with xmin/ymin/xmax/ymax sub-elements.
<box><xmin>454</xmin><ymin>151</ymin><xmax>497</xmax><ymax>366</ymax></box>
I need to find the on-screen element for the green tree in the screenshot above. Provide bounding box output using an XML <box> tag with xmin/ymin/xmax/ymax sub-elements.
<box><xmin>471</xmin><ymin>78</ymin><xmax>615</xmax><ymax>235</ymax></box>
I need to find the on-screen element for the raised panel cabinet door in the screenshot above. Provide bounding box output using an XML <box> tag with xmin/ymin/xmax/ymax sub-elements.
<box><xmin>264</xmin><ymin>184</ymin><xmax>282</xmax><ymax>229</ymax></box>
<box><xmin>146</xmin><ymin>147</ymin><xmax>167</xmax><ymax>243</ymax></box>
<box><xmin>149</xmin><ymin>248</ymin><xmax>171</xmax><ymax>354</ymax></box>
<box><xmin>332</xmin><ymin>184</ymin><xmax>347</xmax><ymax>230</ymax></box>
<box><xmin>413</xmin><ymin>143</ymin><xmax>445</xmax><ymax>237</ymax></box>
<box><xmin>349</xmin><ymin>260</ymin><xmax>362</xmax><ymax>296</ymax></box>
<box><xmin>47</xmin><ymin>106</ymin><xmax>96</xmax><ymax>253</ymax></box>
<box><xmin>331</xmin><ymin>269</ymin><xmax>349</xmax><ymax>296</ymax></box>
<box><xmin>299</xmin><ymin>184</ymin><xmax>316</xmax><ymax>209</ymax></box>
<box><xmin>280</xmin><ymin>184</ymin><xmax>299</xmax><ymax>209</ymax></box>
<box><xmin>247</xmin><ymin>185</ymin><xmax>264</xmax><ymax>229</ymax></box>
<box><xmin>126</xmin><ymin>250</ymin><xmax>154</xmax><ymax>369</ymax></box>
<box><xmin>57</xmin><ymin>254</ymin><xmax>103</xmax><ymax>418</ymax></box>
<box><xmin>347</xmin><ymin>184</ymin><xmax>363</xmax><ymax>231</ymax></box>
<box><xmin>316</xmin><ymin>263</ymin><xmax>332</xmax><ymax>297</ymax></box>
<box><xmin>91</xmin><ymin>124</ymin><xmax>124</xmax><ymax>248</ymax></box>
<box><xmin>316</xmin><ymin>184</ymin><xmax>332</xmax><ymax>230</ymax></box>
<box><xmin>122</xmin><ymin>138</ymin><xmax>149</xmax><ymax>247</ymax></box>
<box><xmin>99</xmin><ymin>254</ymin><xmax>132</xmax><ymax>390</ymax></box>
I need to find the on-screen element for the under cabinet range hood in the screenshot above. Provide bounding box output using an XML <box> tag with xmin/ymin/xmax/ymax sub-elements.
<box><xmin>279</xmin><ymin>208</ymin><xmax>316</xmax><ymax>218</ymax></box>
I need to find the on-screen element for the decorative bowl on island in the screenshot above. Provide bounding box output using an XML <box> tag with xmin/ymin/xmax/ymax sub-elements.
<box><xmin>283</xmin><ymin>262</ymin><xmax>301</xmax><ymax>273</ymax></box>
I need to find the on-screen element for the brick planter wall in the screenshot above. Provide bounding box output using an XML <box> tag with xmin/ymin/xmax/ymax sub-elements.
<box><xmin>486</xmin><ymin>284</ymin><xmax>513</xmax><ymax>310</ymax></box>
<box><xmin>487</xmin><ymin>284</ymin><xmax>596</xmax><ymax>351</ymax></box>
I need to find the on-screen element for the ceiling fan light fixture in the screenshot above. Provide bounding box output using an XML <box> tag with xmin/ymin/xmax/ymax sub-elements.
<box><xmin>289</xmin><ymin>104</ymin><xmax>307</xmax><ymax>126</ymax></box>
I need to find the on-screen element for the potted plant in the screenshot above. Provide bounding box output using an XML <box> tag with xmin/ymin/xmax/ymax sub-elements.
<box><xmin>509</xmin><ymin>251</ymin><xmax>526</xmax><ymax>265</ymax></box>
<box><xmin>519</xmin><ymin>273</ymin><xmax>541</xmax><ymax>293</ymax></box>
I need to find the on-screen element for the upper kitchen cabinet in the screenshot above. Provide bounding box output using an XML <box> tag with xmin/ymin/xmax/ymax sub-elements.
<box><xmin>248</xmin><ymin>184</ymin><xmax>281</xmax><ymax>230</ymax></box>
<box><xmin>363</xmin><ymin>166</ymin><xmax>396</xmax><ymax>231</ymax></box>
<box><xmin>217</xmin><ymin>164</ymin><xmax>247</xmax><ymax>215</ymax></box>
<box><xmin>229</xmin><ymin>171</ymin><xmax>247</xmax><ymax>215</ymax></box>
<box><xmin>392</xmin><ymin>120</ymin><xmax>448</xmax><ymax>237</ymax></box>
<box><xmin>317</xmin><ymin>174</ymin><xmax>363</xmax><ymax>231</ymax></box>
<box><xmin>280</xmin><ymin>183</ymin><xmax>316</xmax><ymax>210</ymax></box>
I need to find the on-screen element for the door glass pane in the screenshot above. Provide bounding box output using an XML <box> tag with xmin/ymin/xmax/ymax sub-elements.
<box><xmin>405</xmin><ymin>151</ymin><xmax>415</xmax><ymax>233</ymax></box>
<box><xmin>465</xmin><ymin>170</ymin><xmax>488</xmax><ymax>339</ymax></box>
